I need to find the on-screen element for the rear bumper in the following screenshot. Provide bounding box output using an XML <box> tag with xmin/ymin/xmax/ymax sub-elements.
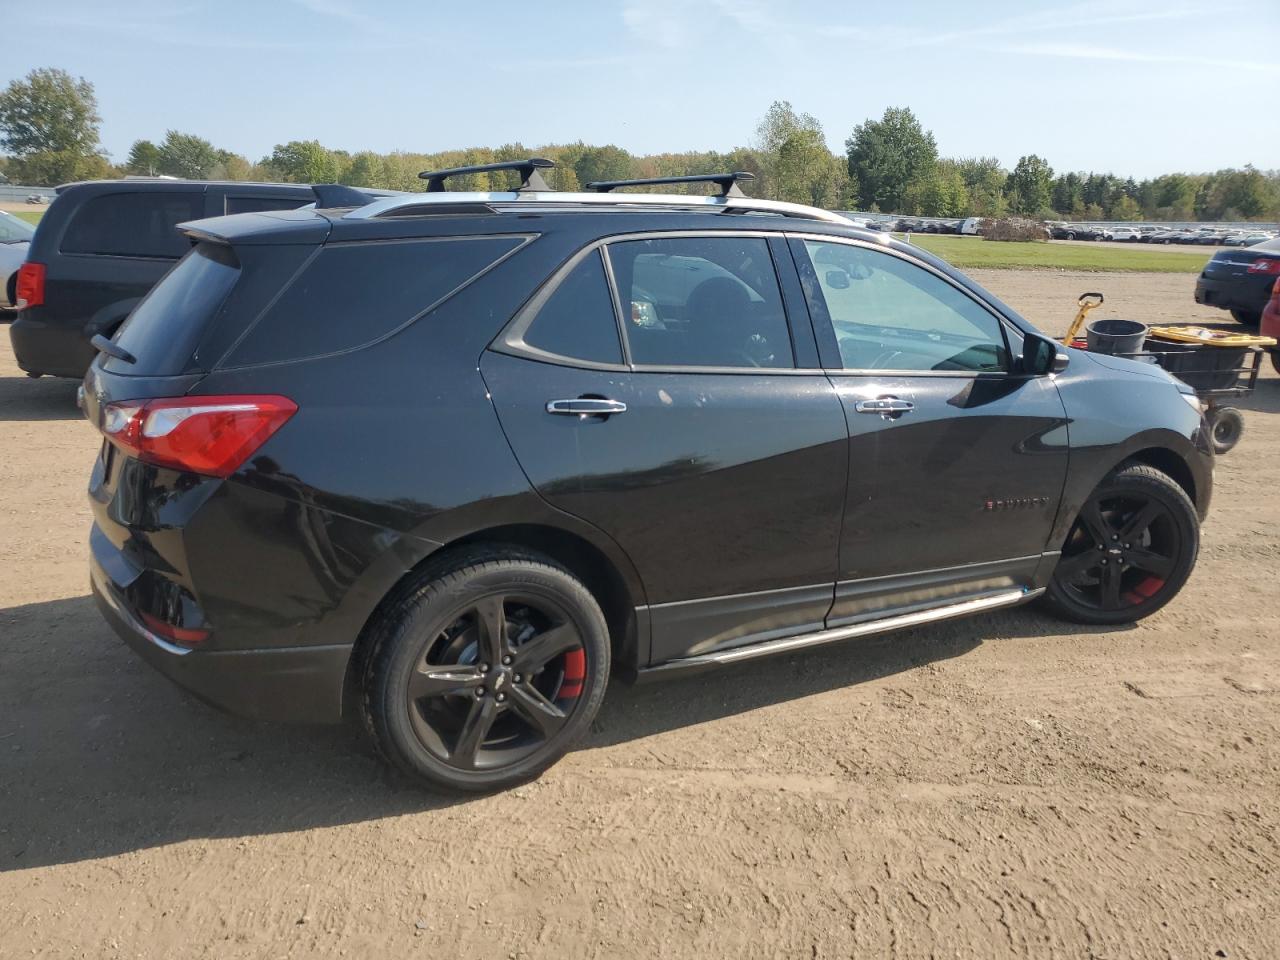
<box><xmin>1194</xmin><ymin>276</ymin><xmax>1272</xmax><ymax>315</ymax></box>
<box><xmin>91</xmin><ymin>548</ymin><xmax>352</xmax><ymax>724</ymax></box>
<box><xmin>9</xmin><ymin>312</ymin><xmax>97</xmax><ymax>378</ymax></box>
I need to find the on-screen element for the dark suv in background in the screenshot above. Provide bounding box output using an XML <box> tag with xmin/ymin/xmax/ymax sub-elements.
<box><xmin>9</xmin><ymin>179</ymin><xmax>337</xmax><ymax>377</ymax></box>
<box><xmin>82</xmin><ymin>160</ymin><xmax>1213</xmax><ymax>793</ymax></box>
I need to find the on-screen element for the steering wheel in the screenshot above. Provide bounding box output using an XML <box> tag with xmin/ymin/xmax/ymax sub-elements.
<box><xmin>739</xmin><ymin>333</ymin><xmax>775</xmax><ymax>368</ymax></box>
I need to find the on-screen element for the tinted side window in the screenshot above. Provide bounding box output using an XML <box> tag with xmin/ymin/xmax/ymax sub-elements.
<box><xmin>606</xmin><ymin>236</ymin><xmax>793</xmax><ymax>369</ymax></box>
<box><xmin>61</xmin><ymin>192</ymin><xmax>202</xmax><ymax>258</ymax></box>
<box><xmin>225</xmin><ymin>195</ymin><xmax>310</xmax><ymax>215</ymax></box>
<box><xmin>520</xmin><ymin>251</ymin><xmax>622</xmax><ymax>364</ymax></box>
<box><xmin>799</xmin><ymin>241</ymin><xmax>1008</xmax><ymax>373</ymax></box>
<box><xmin>225</xmin><ymin>236</ymin><xmax>525</xmax><ymax>367</ymax></box>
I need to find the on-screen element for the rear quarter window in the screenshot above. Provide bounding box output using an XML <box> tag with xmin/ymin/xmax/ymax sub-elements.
<box><xmin>61</xmin><ymin>191</ymin><xmax>203</xmax><ymax>259</ymax></box>
<box><xmin>223</xmin><ymin>236</ymin><xmax>528</xmax><ymax>367</ymax></box>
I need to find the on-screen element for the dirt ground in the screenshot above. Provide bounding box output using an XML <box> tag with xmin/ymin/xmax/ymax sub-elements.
<box><xmin>1</xmin><ymin>270</ymin><xmax>1278</xmax><ymax>959</ymax></box>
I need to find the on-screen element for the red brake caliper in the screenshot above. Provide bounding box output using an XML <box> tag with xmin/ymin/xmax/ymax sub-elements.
<box><xmin>558</xmin><ymin>648</ymin><xmax>586</xmax><ymax>700</ymax></box>
<box><xmin>1123</xmin><ymin>576</ymin><xmax>1165</xmax><ymax>606</ymax></box>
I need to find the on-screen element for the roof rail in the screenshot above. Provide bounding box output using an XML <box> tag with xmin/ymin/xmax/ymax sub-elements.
<box><xmin>418</xmin><ymin>157</ymin><xmax>554</xmax><ymax>193</ymax></box>
<box><xmin>586</xmin><ymin>171</ymin><xmax>755</xmax><ymax>198</ymax></box>
<box><xmin>343</xmin><ymin>191</ymin><xmax>852</xmax><ymax>224</ymax></box>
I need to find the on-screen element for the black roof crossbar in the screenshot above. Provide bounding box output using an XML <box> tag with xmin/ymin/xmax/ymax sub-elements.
<box><xmin>585</xmin><ymin>171</ymin><xmax>756</xmax><ymax>198</ymax></box>
<box><xmin>418</xmin><ymin>158</ymin><xmax>555</xmax><ymax>193</ymax></box>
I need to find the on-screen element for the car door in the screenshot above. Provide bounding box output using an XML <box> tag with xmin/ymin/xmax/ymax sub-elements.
<box><xmin>482</xmin><ymin>232</ymin><xmax>849</xmax><ymax>664</ymax></box>
<box><xmin>788</xmin><ymin>235</ymin><xmax>1070</xmax><ymax>626</ymax></box>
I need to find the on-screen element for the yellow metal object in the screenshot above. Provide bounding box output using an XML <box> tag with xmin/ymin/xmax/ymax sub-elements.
<box><xmin>1062</xmin><ymin>292</ymin><xmax>1105</xmax><ymax>346</ymax></box>
<box><xmin>1147</xmin><ymin>326</ymin><xmax>1277</xmax><ymax>348</ymax></box>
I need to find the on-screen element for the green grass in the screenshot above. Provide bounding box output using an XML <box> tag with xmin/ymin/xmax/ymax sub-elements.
<box><xmin>11</xmin><ymin>210</ymin><xmax>44</xmax><ymax>225</ymax></box>
<box><xmin>902</xmin><ymin>234</ymin><xmax>1210</xmax><ymax>274</ymax></box>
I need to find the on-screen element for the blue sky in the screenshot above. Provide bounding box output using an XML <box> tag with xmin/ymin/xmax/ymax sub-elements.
<box><xmin>7</xmin><ymin>0</ymin><xmax>1278</xmax><ymax>178</ymax></box>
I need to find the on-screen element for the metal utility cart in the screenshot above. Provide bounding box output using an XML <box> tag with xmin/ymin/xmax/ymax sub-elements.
<box><xmin>1062</xmin><ymin>293</ymin><xmax>1274</xmax><ymax>455</ymax></box>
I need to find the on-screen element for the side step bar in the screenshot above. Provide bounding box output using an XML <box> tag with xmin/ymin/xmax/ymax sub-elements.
<box><xmin>638</xmin><ymin>588</ymin><xmax>1042</xmax><ymax>681</ymax></box>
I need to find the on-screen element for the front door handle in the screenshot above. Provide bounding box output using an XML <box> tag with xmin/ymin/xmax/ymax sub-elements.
<box><xmin>854</xmin><ymin>398</ymin><xmax>914</xmax><ymax>415</ymax></box>
<box><xmin>545</xmin><ymin>398</ymin><xmax>628</xmax><ymax>417</ymax></box>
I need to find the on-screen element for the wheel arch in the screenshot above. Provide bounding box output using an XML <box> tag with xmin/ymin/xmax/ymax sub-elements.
<box><xmin>1125</xmin><ymin>446</ymin><xmax>1198</xmax><ymax>506</ymax></box>
<box><xmin>343</xmin><ymin>522</ymin><xmax>646</xmax><ymax>718</ymax></box>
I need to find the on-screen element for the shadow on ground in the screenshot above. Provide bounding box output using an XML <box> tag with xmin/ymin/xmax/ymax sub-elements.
<box><xmin>0</xmin><ymin>592</ymin><xmax>1114</xmax><ymax>872</ymax></box>
<box><xmin>0</xmin><ymin>374</ymin><xmax>80</xmax><ymax>422</ymax></box>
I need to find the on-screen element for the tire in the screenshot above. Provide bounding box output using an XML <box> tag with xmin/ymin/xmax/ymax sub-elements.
<box><xmin>1041</xmin><ymin>463</ymin><xmax>1199</xmax><ymax>626</ymax></box>
<box><xmin>1230</xmin><ymin>309</ymin><xmax>1261</xmax><ymax>327</ymax></box>
<box><xmin>361</xmin><ymin>550</ymin><xmax>610</xmax><ymax>792</ymax></box>
<box><xmin>1066</xmin><ymin>232</ymin><xmax>1076</xmax><ymax>241</ymax></box>
<box><xmin>1208</xmin><ymin>406</ymin><xmax>1244</xmax><ymax>454</ymax></box>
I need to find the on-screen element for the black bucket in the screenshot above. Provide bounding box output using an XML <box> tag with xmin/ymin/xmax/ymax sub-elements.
<box><xmin>1086</xmin><ymin>318</ymin><xmax>1148</xmax><ymax>356</ymax></box>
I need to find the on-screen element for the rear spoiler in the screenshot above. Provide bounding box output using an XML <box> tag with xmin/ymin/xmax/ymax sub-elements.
<box><xmin>177</xmin><ymin>184</ymin><xmax>409</xmax><ymax>245</ymax></box>
<box><xmin>311</xmin><ymin>184</ymin><xmax>401</xmax><ymax>208</ymax></box>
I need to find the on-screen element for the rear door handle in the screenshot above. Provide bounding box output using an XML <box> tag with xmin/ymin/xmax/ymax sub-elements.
<box><xmin>854</xmin><ymin>398</ymin><xmax>914</xmax><ymax>414</ymax></box>
<box><xmin>545</xmin><ymin>398</ymin><xmax>628</xmax><ymax>417</ymax></box>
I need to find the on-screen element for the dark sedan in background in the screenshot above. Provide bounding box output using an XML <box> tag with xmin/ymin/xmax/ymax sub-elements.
<box><xmin>1195</xmin><ymin>237</ymin><xmax>1280</xmax><ymax>326</ymax></box>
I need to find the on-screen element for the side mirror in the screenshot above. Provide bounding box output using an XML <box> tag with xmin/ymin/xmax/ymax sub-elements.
<box><xmin>1023</xmin><ymin>334</ymin><xmax>1069</xmax><ymax>375</ymax></box>
<box><xmin>825</xmin><ymin>269</ymin><xmax>850</xmax><ymax>290</ymax></box>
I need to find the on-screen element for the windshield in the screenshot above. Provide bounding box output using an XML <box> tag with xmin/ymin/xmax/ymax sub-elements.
<box><xmin>0</xmin><ymin>212</ymin><xmax>35</xmax><ymax>244</ymax></box>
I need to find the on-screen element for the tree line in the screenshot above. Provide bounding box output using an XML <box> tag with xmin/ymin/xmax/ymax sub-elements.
<box><xmin>1</xmin><ymin>68</ymin><xmax>1277</xmax><ymax>223</ymax></box>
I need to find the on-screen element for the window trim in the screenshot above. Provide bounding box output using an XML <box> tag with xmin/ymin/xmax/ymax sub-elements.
<box><xmin>495</xmin><ymin>230</ymin><xmax>825</xmax><ymax>376</ymax></box>
<box><xmin>499</xmin><ymin>246</ymin><xmax>629</xmax><ymax>372</ymax></box>
<box><xmin>787</xmin><ymin>233</ymin><xmax>1018</xmax><ymax>378</ymax></box>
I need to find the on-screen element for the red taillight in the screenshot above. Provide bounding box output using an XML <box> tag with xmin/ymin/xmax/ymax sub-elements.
<box><xmin>1246</xmin><ymin>258</ymin><xmax>1280</xmax><ymax>276</ymax></box>
<box><xmin>100</xmin><ymin>394</ymin><xmax>297</xmax><ymax>478</ymax></box>
<box><xmin>139</xmin><ymin>610</ymin><xmax>210</xmax><ymax>647</ymax></box>
<box><xmin>15</xmin><ymin>261</ymin><xmax>45</xmax><ymax>309</ymax></box>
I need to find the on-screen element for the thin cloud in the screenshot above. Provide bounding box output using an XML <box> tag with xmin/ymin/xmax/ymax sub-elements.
<box><xmin>288</xmin><ymin>0</ymin><xmax>381</xmax><ymax>30</ymax></box>
<box><xmin>1003</xmin><ymin>41</ymin><xmax>1280</xmax><ymax>74</ymax></box>
<box><xmin>621</xmin><ymin>0</ymin><xmax>696</xmax><ymax>49</ymax></box>
<box><xmin>903</xmin><ymin>3</ymin><xmax>1206</xmax><ymax>47</ymax></box>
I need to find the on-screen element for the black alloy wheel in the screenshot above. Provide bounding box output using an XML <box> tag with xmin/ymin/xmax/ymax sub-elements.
<box><xmin>362</xmin><ymin>553</ymin><xmax>609</xmax><ymax>792</ymax></box>
<box><xmin>1042</xmin><ymin>464</ymin><xmax>1198</xmax><ymax>625</ymax></box>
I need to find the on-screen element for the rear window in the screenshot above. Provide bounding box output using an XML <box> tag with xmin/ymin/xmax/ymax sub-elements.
<box><xmin>224</xmin><ymin>236</ymin><xmax>526</xmax><ymax>367</ymax></box>
<box><xmin>104</xmin><ymin>243</ymin><xmax>240</xmax><ymax>375</ymax></box>
<box><xmin>62</xmin><ymin>191</ymin><xmax>202</xmax><ymax>258</ymax></box>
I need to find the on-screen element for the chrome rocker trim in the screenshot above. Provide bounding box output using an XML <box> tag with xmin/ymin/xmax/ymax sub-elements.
<box><xmin>639</xmin><ymin>588</ymin><xmax>1041</xmax><ymax>679</ymax></box>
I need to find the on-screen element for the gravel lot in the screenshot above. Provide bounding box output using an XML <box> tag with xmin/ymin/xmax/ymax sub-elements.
<box><xmin>2</xmin><ymin>270</ymin><xmax>1278</xmax><ymax>959</ymax></box>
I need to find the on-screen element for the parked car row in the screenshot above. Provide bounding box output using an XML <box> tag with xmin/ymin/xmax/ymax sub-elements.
<box><xmin>5</xmin><ymin>167</ymin><xmax>1216</xmax><ymax>792</ymax></box>
<box><xmin>1047</xmin><ymin>222</ymin><xmax>1277</xmax><ymax>246</ymax></box>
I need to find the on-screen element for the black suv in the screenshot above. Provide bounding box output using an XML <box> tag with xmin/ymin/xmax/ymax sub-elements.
<box><xmin>82</xmin><ymin>161</ymin><xmax>1213</xmax><ymax>792</ymax></box>
<box><xmin>9</xmin><ymin>179</ymin><xmax>340</xmax><ymax>378</ymax></box>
